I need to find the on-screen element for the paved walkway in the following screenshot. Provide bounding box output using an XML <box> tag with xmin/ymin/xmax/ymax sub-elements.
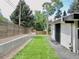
<box><xmin>0</xmin><ymin>32</ymin><xmax>35</xmax><ymax>44</ymax></box>
<box><xmin>0</xmin><ymin>34</ymin><xmax>25</xmax><ymax>44</ymax></box>
<box><xmin>49</xmin><ymin>39</ymin><xmax>79</xmax><ymax>59</ymax></box>
<box><xmin>2</xmin><ymin>37</ymin><xmax>32</xmax><ymax>59</ymax></box>
<box><xmin>0</xmin><ymin>33</ymin><xmax>35</xmax><ymax>59</ymax></box>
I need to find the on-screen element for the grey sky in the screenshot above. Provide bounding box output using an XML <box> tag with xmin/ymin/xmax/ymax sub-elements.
<box><xmin>0</xmin><ymin>0</ymin><xmax>51</xmax><ymax>19</ymax></box>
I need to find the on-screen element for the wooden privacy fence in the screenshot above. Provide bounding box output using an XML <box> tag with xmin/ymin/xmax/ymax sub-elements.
<box><xmin>0</xmin><ymin>22</ymin><xmax>25</xmax><ymax>39</ymax></box>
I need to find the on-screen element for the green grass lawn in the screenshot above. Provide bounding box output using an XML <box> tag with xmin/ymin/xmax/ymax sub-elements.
<box><xmin>12</xmin><ymin>36</ymin><xmax>60</xmax><ymax>59</ymax></box>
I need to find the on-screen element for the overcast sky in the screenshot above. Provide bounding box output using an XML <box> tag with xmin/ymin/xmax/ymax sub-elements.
<box><xmin>0</xmin><ymin>0</ymin><xmax>73</xmax><ymax>20</ymax></box>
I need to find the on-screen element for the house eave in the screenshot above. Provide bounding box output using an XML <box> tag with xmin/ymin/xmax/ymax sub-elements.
<box><xmin>51</xmin><ymin>19</ymin><xmax>64</xmax><ymax>24</ymax></box>
<box><xmin>51</xmin><ymin>13</ymin><xmax>79</xmax><ymax>24</ymax></box>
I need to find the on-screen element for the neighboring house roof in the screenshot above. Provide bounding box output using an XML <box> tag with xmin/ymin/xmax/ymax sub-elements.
<box><xmin>51</xmin><ymin>19</ymin><xmax>62</xmax><ymax>24</ymax></box>
<box><xmin>51</xmin><ymin>13</ymin><xmax>79</xmax><ymax>24</ymax></box>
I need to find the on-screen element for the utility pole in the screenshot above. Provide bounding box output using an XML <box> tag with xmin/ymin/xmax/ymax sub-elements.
<box><xmin>46</xmin><ymin>12</ymin><xmax>49</xmax><ymax>36</ymax></box>
<box><xmin>19</xmin><ymin>0</ymin><xmax>21</xmax><ymax>26</ymax></box>
<box><xmin>18</xmin><ymin>0</ymin><xmax>22</xmax><ymax>34</ymax></box>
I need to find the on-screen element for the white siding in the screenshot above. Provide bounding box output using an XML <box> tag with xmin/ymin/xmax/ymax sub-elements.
<box><xmin>51</xmin><ymin>22</ymin><xmax>77</xmax><ymax>53</ymax></box>
<box><xmin>73</xmin><ymin>22</ymin><xmax>79</xmax><ymax>53</ymax></box>
<box><xmin>51</xmin><ymin>24</ymin><xmax>55</xmax><ymax>40</ymax></box>
<box><xmin>61</xmin><ymin>23</ymin><xmax>72</xmax><ymax>49</ymax></box>
<box><xmin>72</xmin><ymin>23</ymin><xmax>77</xmax><ymax>53</ymax></box>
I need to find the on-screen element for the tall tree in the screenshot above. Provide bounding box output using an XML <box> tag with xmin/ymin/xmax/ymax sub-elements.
<box><xmin>68</xmin><ymin>0</ymin><xmax>79</xmax><ymax>13</ymax></box>
<box><xmin>0</xmin><ymin>9</ymin><xmax>3</xmax><ymax>16</ymax></box>
<box><xmin>34</xmin><ymin>11</ymin><xmax>47</xmax><ymax>31</ymax></box>
<box><xmin>54</xmin><ymin>10</ymin><xmax>62</xmax><ymax>18</ymax></box>
<box><xmin>42</xmin><ymin>2</ymin><xmax>56</xmax><ymax>15</ymax></box>
<box><xmin>63</xmin><ymin>11</ymin><xmax>67</xmax><ymax>16</ymax></box>
<box><xmin>0</xmin><ymin>9</ymin><xmax>9</xmax><ymax>23</ymax></box>
<box><xmin>42</xmin><ymin>0</ymin><xmax>63</xmax><ymax>16</ymax></box>
<box><xmin>10</xmin><ymin>0</ymin><xmax>34</xmax><ymax>27</ymax></box>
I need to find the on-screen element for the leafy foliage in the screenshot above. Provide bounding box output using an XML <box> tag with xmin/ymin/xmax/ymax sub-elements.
<box><xmin>51</xmin><ymin>0</ymin><xmax>60</xmax><ymax>3</ymax></box>
<box><xmin>42</xmin><ymin>0</ymin><xmax>63</xmax><ymax>16</ymax></box>
<box><xmin>54</xmin><ymin>10</ymin><xmax>62</xmax><ymax>18</ymax></box>
<box><xmin>68</xmin><ymin>0</ymin><xmax>79</xmax><ymax>13</ymax></box>
<box><xmin>0</xmin><ymin>10</ymin><xmax>8</xmax><ymax>23</ymax></box>
<box><xmin>10</xmin><ymin>0</ymin><xmax>34</xmax><ymax>27</ymax></box>
<box><xmin>34</xmin><ymin>11</ymin><xmax>47</xmax><ymax>31</ymax></box>
<box><xmin>63</xmin><ymin>11</ymin><xmax>67</xmax><ymax>16</ymax></box>
<box><xmin>0</xmin><ymin>16</ymin><xmax>7</xmax><ymax>23</ymax></box>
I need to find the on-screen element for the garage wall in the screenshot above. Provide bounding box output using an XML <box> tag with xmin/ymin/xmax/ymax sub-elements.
<box><xmin>72</xmin><ymin>23</ymin><xmax>77</xmax><ymax>53</ymax></box>
<box><xmin>51</xmin><ymin>22</ymin><xmax>77</xmax><ymax>53</ymax></box>
<box><xmin>61</xmin><ymin>23</ymin><xmax>72</xmax><ymax>49</ymax></box>
<box><xmin>51</xmin><ymin>24</ymin><xmax>55</xmax><ymax>40</ymax></box>
<box><xmin>72</xmin><ymin>22</ymin><xmax>79</xmax><ymax>53</ymax></box>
